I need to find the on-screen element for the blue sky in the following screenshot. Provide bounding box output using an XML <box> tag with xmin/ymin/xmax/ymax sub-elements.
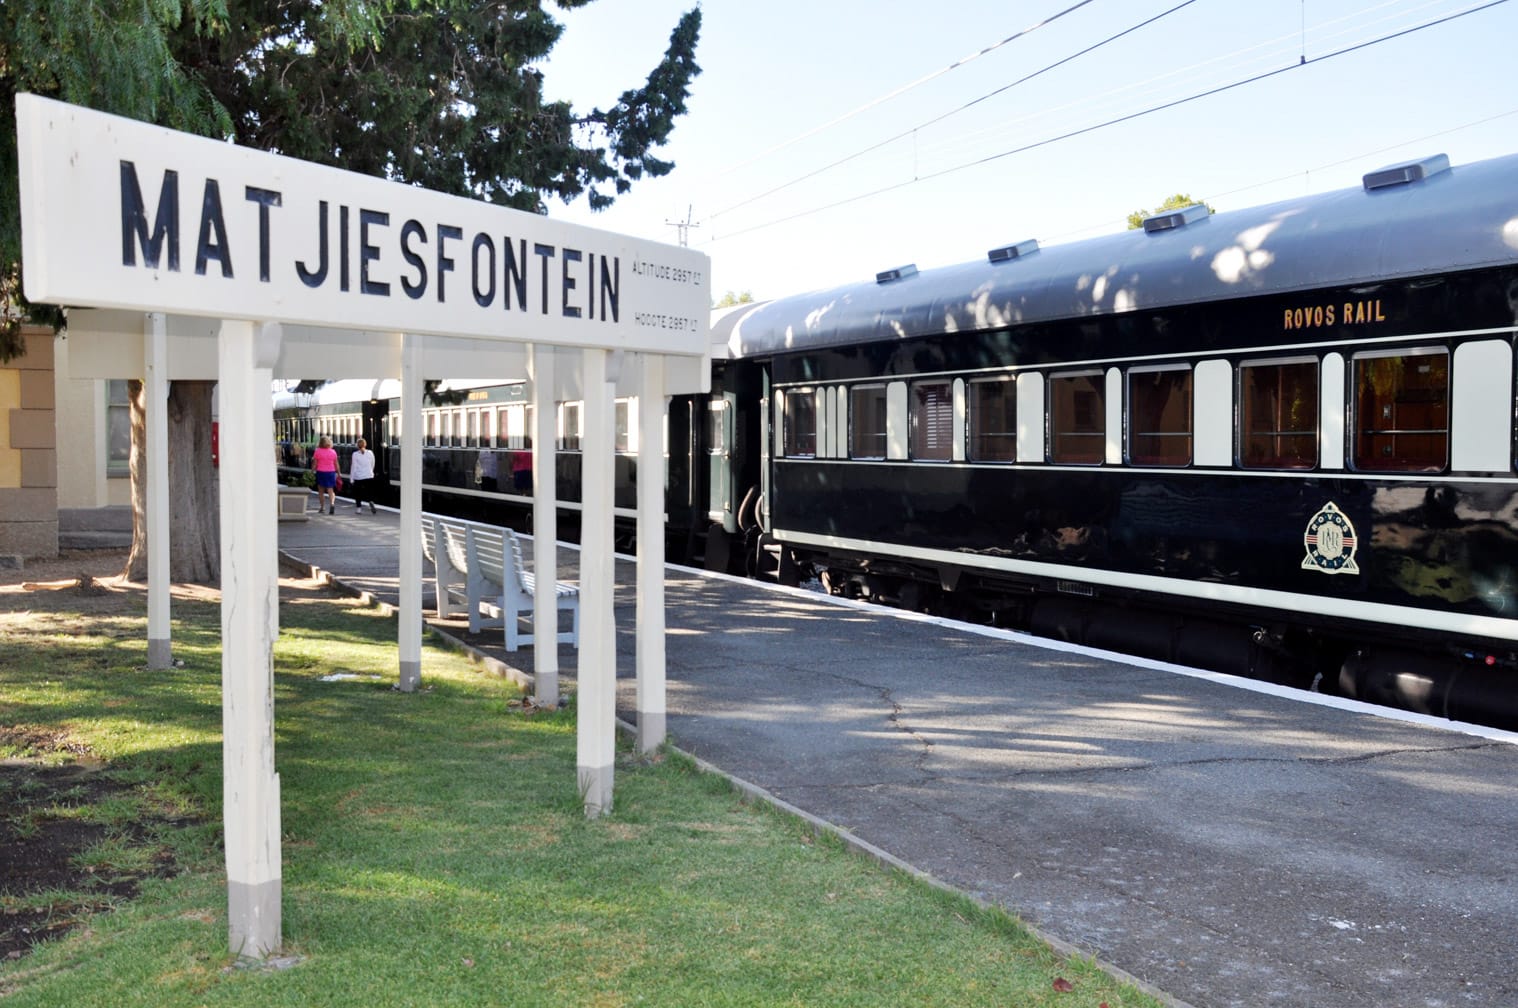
<box><xmin>541</xmin><ymin>0</ymin><xmax>1517</xmax><ymax>303</ymax></box>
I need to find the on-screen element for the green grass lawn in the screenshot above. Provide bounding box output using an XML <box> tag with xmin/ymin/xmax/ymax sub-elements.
<box><xmin>0</xmin><ymin>573</ymin><xmax>1163</xmax><ymax>1007</ymax></box>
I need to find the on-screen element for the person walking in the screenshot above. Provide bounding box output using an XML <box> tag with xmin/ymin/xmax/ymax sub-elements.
<box><xmin>349</xmin><ymin>437</ymin><xmax>377</xmax><ymax>514</ymax></box>
<box><xmin>311</xmin><ymin>436</ymin><xmax>340</xmax><ymax>515</ymax></box>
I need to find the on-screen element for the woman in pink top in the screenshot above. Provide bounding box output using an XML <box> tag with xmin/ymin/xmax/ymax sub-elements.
<box><xmin>311</xmin><ymin>436</ymin><xmax>340</xmax><ymax>515</ymax></box>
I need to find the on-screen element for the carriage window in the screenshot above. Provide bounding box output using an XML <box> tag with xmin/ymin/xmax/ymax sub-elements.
<box><xmin>850</xmin><ymin>385</ymin><xmax>887</xmax><ymax>459</ymax></box>
<box><xmin>1049</xmin><ymin>371</ymin><xmax>1105</xmax><ymax>464</ymax></box>
<box><xmin>1241</xmin><ymin>359</ymin><xmax>1318</xmax><ymax>469</ymax></box>
<box><xmin>425</xmin><ymin>412</ymin><xmax>438</xmax><ymax>447</ymax></box>
<box><xmin>708</xmin><ymin>399</ymin><xmax>728</xmax><ymax>455</ymax></box>
<box><xmin>559</xmin><ymin>402</ymin><xmax>582</xmax><ymax>452</ymax></box>
<box><xmin>783</xmin><ymin>388</ymin><xmax>817</xmax><ymax>457</ymax></box>
<box><xmin>615</xmin><ymin>399</ymin><xmax>632</xmax><ymax>453</ymax></box>
<box><xmin>467</xmin><ymin>409</ymin><xmax>481</xmax><ymax>448</ymax></box>
<box><xmin>1128</xmin><ymin>366</ymin><xmax>1192</xmax><ymax>466</ymax></box>
<box><xmin>968</xmin><ymin>377</ymin><xmax>1016</xmax><ymax>462</ymax></box>
<box><xmin>909</xmin><ymin>380</ymin><xmax>953</xmax><ymax>461</ymax></box>
<box><xmin>1353</xmin><ymin>349</ymin><xmax>1449</xmax><ymax>472</ymax></box>
<box><xmin>499</xmin><ymin>404</ymin><xmax>532</xmax><ymax>451</ymax></box>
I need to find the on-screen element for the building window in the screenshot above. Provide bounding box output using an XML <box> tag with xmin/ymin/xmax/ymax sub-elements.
<box><xmin>849</xmin><ymin>385</ymin><xmax>887</xmax><ymax>459</ymax></box>
<box><xmin>782</xmin><ymin>389</ymin><xmax>817</xmax><ymax>458</ymax></box>
<box><xmin>968</xmin><ymin>377</ymin><xmax>1016</xmax><ymax>462</ymax></box>
<box><xmin>1128</xmin><ymin>366</ymin><xmax>1192</xmax><ymax>466</ymax></box>
<box><xmin>1049</xmin><ymin>371</ymin><xmax>1105</xmax><ymax>464</ymax></box>
<box><xmin>1241</xmin><ymin>358</ymin><xmax>1318</xmax><ymax>469</ymax></box>
<box><xmin>106</xmin><ymin>380</ymin><xmax>131</xmax><ymax>477</ymax></box>
<box><xmin>1353</xmin><ymin>348</ymin><xmax>1449</xmax><ymax>472</ymax></box>
<box><xmin>909</xmin><ymin>380</ymin><xmax>953</xmax><ymax>461</ymax></box>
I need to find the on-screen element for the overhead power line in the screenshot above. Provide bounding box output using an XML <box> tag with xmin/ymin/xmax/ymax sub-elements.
<box><xmin>706</xmin><ymin>0</ymin><xmax>1099</xmax><ymax>182</ymax></box>
<box><xmin>709</xmin><ymin>0</ymin><xmax>1511</xmax><ymax>244</ymax></box>
<box><xmin>710</xmin><ymin>0</ymin><xmax>1201</xmax><ymax>221</ymax></box>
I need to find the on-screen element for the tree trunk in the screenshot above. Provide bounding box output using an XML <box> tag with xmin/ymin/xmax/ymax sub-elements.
<box><xmin>122</xmin><ymin>380</ymin><xmax>221</xmax><ymax>584</ymax></box>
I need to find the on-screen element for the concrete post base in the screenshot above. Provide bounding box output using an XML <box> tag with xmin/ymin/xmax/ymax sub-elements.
<box><xmin>637</xmin><ymin>711</ymin><xmax>666</xmax><ymax>755</ymax></box>
<box><xmin>227</xmin><ymin>877</ymin><xmax>282</xmax><ymax>962</ymax></box>
<box><xmin>578</xmin><ymin>762</ymin><xmax>614</xmax><ymax>818</ymax></box>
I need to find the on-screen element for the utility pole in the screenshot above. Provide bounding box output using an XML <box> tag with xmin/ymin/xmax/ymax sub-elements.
<box><xmin>666</xmin><ymin>205</ymin><xmax>700</xmax><ymax>247</ymax></box>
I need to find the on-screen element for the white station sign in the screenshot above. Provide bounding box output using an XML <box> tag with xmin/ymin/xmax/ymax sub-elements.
<box><xmin>16</xmin><ymin>94</ymin><xmax>711</xmax><ymax>355</ymax></box>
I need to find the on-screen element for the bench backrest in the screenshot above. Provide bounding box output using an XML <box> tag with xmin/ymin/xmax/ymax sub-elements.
<box><xmin>504</xmin><ymin>529</ymin><xmax>530</xmax><ymax>593</ymax></box>
<box><xmin>468</xmin><ymin>526</ymin><xmax>507</xmax><ymax>587</ymax></box>
<box><xmin>440</xmin><ymin>520</ymin><xmax>471</xmax><ymax>575</ymax></box>
<box><xmin>420</xmin><ymin>515</ymin><xmax>437</xmax><ymax>563</ymax></box>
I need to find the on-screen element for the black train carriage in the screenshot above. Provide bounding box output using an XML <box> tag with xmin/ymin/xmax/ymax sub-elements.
<box><xmin>273</xmin><ymin>376</ymin><xmax>728</xmax><ymax>564</ymax></box>
<box><xmin>712</xmin><ymin>151</ymin><xmax>1518</xmax><ymax>729</ymax></box>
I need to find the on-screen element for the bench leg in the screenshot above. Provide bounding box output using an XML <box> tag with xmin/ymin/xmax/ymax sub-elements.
<box><xmin>504</xmin><ymin>603</ymin><xmax>523</xmax><ymax>652</ymax></box>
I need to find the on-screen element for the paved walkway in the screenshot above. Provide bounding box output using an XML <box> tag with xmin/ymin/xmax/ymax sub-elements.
<box><xmin>279</xmin><ymin>501</ymin><xmax>1518</xmax><ymax>1008</ymax></box>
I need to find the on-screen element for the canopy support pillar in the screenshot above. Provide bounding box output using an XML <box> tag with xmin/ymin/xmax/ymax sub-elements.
<box><xmin>144</xmin><ymin>312</ymin><xmax>171</xmax><ymax>668</ymax></box>
<box><xmin>635</xmin><ymin>355</ymin><xmax>667</xmax><ymax>753</ymax></box>
<box><xmin>577</xmin><ymin>348</ymin><xmax>615</xmax><ymax>817</ymax></box>
<box><xmin>398</xmin><ymin>334</ymin><xmax>423</xmax><ymax>692</ymax></box>
<box><xmin>528</xmin><ymin>345</ymin><xmax>560</xmax><ymax>708</ymax></box>
<box><xmin>217</xmin><ymin>319</ymin><xmax>282</xmax><ymax>961</ymax></box>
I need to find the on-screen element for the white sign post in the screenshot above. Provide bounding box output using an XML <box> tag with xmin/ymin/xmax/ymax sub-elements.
<box><xmin>16</xmin><ymin>93</ymin><xmax>710</xmax><ymax>959</ymax></box>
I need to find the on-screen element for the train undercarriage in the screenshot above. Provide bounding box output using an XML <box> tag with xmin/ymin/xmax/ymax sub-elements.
<box><xmin>778</xmin><ymin>542</ymin><xmax>1518</xmax><ymax>733</ymax></box>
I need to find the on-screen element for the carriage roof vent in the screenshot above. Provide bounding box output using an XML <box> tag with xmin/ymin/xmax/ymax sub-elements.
<box><xmin>1362</xmin><ymin>153</ymin><xmax>1450</xmax><ymax>191</ymax></box>
<box><xmin>875</xmin><ymin>263</ymin><xmax>918</xmax><ymax>284</ymax></box>
<box><xmin>987</xmin><ymin>239</ymin><xmax>1039</xmax><ymax>263</ymax></box>
<box><xmin>1141</xmin><ymin>203</ymin><xmax>1210</xmax><ymax>234</ymax></box>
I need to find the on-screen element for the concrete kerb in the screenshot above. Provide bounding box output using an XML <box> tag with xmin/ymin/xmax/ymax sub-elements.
<box><xmin>276</xmin><ymin>551</ymin><xmax>530</xmax><ymax>691</ymax></box>
<box><xmin>278</xmin><ymin>549</ymin><xmax>1193</xmax><ymax>1008</ymax></box>
<box><xmin>661</xmin><ymin>744</ymin><xmax>1199</xmax><ymax>1008</ymax></box>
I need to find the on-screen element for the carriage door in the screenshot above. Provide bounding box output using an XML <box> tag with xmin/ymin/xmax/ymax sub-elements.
<box><xmin>363</xmin><ymin>399</ymin><xmax>390</xmax><ymax>480</ymax></box>
<box><xmin>707</xmin><ymin>394</ymin><xmax>736</xmax><ymax>533</ymax></box>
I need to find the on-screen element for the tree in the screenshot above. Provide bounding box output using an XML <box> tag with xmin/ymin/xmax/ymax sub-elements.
<box><xmin>3</xmin><ymin>1</ymin><xmax>703</xmax><ymax>582</ymax></box>
<box><xmin>2</xmin><ymin>0</ymin><xmax>235</xmax><ymax>581</ymax></box>
<box><xmin>0</xmin><ymin>0</ymin><xmax>232</xmax><ymax>360</ymax></box>
<box><xmin>713</xmin><ymin>291</ymin><xmax>755</xmax><ymax>308</ymax></box>
<box><xmin>1126</xmin><ymin>193</ymin><xmax>1215</xmax><ymax>230</ymax></box>
<box><xmin>170</xmin><ymin>1</ymin><xmax>701</xmax><ymax>213</ymax></box>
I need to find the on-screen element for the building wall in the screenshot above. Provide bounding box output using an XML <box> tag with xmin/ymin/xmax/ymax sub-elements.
<box><xmin>0</xmin><ymin>326</ymin><xmax>59</xmax><ymax>560</ymax></box>
<box><xmin>53</xmin><ymin>334</ymin><xmax>131</xmax><ymax>509</ymax></box>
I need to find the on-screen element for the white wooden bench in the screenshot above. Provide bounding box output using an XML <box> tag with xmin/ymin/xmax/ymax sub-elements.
<box><xmin>420</xmin><ymin>515</ymin><xmax>467</xmax><ymax>618</ymax></box>
<box><xmin>441</xmin><ymin>521</ymin><xmax>579</xmax><ymax>652</ymax></box>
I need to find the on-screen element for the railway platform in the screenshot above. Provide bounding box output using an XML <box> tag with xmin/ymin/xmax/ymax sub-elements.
<box><xmin>278</xmin><ymin>497</ymin><xmax>1518</xmax><ymax>1008</ymax></box>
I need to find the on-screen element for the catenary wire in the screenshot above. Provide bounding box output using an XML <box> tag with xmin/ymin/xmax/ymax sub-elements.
<box><xmin>706</xmin><ymin>0</ymin><xmax>1510</xmax><ymax>244</ymax></box>
<box><xmin>709</xmin><ymin>0</ymin><xmax>1202</xmax><ymax>221</ymax></box>
<box><xmin>919</xmin><ymin>0</ymin><xmax>1459</xmax><ymax>170</ymax></box>
<box><xmin>706</xmin><ymin>0</ymin><xmax>1099</xmax><ymax>184</ymax></box>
